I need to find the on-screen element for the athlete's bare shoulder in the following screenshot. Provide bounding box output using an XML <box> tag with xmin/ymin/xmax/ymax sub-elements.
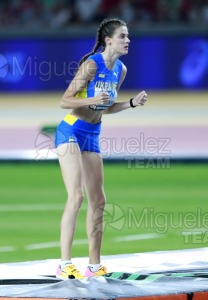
<box><xmin>76</xmin><ymin>59</ymin><xmax>97</xmax><ymax>82</ymax></box>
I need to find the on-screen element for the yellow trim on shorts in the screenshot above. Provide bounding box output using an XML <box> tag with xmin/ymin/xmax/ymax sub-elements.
<box><xmin>63</xmin><ymin>114</ymin><xmax>78</xmax><ymax>125</ymax></box>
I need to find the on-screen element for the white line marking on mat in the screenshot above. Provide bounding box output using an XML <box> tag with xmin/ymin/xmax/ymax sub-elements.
<box><xmin>114</xmin><ymin>233</ymin><xmax>164</xmax><ymax>242</ymax></box>
<box><xmin>0</xmin><ymin>204</ymin><xmax>64</xmax><ymax>212</ymax></box>
<box><xmin>0</xmin><ymin>235</ymin><xmax>162</xmax><ymax>253</ymax></box>
<box><xmin>0</xmin><ymin>246</ymin><xmax>16</xmax><ymax>252</ymax></box>
<box><xmin>25</xmin><ymin>239</ymin><xmax>88</xmax><ymax>250</ymax></box>
<box><xmin>0</xmin><ymin>203</ymin><xmax>87</xmax><ymax>212</ymax></box>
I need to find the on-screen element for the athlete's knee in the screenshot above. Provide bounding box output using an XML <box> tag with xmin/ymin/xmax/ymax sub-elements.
<box><xmin>88</xmin><ymin>190</ymin><xmax>106</xmax><ymax>208</ymax></box>
<box><xmin>67</xmin><ymin>189</ymin><xmax>84</xmax><ymax>211</ymax></box>
<box><xmin>72</xmin><ymin>191</ymin><xmax>84</xmax><ymax>210</ymax></box>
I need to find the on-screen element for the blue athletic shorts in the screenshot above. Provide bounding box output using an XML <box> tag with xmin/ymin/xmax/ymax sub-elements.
<box><xmin>54</xmin><ymin>114</ymin><xmax>101</xmax><ymax>153</ymax></box>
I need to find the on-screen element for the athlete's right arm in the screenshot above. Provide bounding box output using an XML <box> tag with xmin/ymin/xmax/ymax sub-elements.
<box><xmin>60</xmin><ymin>59</ymin><xmax>109</xmax><ymax>109</ymax></box>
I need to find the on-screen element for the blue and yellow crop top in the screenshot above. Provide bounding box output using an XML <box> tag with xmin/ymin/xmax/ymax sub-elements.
<box><xmin>76</xmin><ymin>53</ymin><xmax>123</xmax><ymax>111</ymax></box>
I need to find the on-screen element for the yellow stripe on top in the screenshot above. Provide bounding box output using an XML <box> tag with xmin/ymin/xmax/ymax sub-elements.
<box><xmin>76</xmin><ymin>86</ymin><xmax>87</xmax><ymax>99</ymax></box>
<box><xmin>63</xmin><ymin>114</ymin><xmax>78</xmax><ymax>125</ymax></box>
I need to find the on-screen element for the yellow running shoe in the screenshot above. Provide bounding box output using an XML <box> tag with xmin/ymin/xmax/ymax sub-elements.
<box><xmin>56</xmin><ymin>264</ymin><xmax>84</xmax><ymax>280</ymax></box>
<box><xmin>85</xmin><ymin>265</ymin><xmax>107</xmax><ymax>277</ymax></box>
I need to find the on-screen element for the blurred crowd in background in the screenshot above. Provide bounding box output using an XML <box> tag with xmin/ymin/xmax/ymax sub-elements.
<box><xmin>0</xmin><ymin>0</ymin><xmax>208</xmax><ymax>30</ymax></box>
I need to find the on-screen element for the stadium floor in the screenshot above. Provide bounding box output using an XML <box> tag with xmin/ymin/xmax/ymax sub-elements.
<box><xmin>0</xmin><ymin>91</ymin><xmax>208</xmax><ymax>159</ymax></box>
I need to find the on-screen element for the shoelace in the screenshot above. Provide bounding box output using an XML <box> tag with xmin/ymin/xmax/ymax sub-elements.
<box><xmin>68</xmin><ymin>265</ymin><xmax>82</xmax><ymax>276</ymax></box>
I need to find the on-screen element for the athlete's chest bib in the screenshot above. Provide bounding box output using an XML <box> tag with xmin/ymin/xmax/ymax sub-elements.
<box><xmin>86</xmin><ymin>53</ymin><xmax>123</xmax><ymax>111</ymax></box>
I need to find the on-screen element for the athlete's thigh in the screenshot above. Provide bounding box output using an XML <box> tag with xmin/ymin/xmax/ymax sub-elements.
<box><xmin>57</xmin><ymin>143</ymin><xmax>83</xmax><ymax>194</ymax></box>
<box><xmin>81</xmin><ymin>152</ymin><xmax>104</xmax><ymax>196</ymax></box>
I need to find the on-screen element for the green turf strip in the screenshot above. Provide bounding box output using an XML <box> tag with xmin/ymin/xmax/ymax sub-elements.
<box><xmin>0</xmin><ymin>162</ymin><xmax>208</xmax><ymax>263</ymax></box>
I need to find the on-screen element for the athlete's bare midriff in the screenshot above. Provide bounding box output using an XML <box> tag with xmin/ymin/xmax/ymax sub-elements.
<box><xmin>71</xmin><ymin>107</ymin><xmax>103</xmax><ymax>124</ymax></box>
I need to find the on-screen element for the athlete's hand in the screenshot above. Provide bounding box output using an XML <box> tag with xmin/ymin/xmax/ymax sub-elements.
<box><xmin>132</xmin><ymin>91</ymin><xmax>147</xmax><ymax>106</ymax></box>
<box><xmin>94</xmin><ymin>92</ymin><xmax>110</xmax><ymax>105</ymax></box>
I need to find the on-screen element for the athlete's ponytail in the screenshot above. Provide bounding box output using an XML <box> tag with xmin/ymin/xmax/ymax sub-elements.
<box><xmin>78</xmin><ymin>40</ymin><xmax>101</xmax><ymax>68</ymax></box>
<box><xmin>77</xmin><ymin>18</ymin><xmax>127</xmax><ymax>70</ymax></box>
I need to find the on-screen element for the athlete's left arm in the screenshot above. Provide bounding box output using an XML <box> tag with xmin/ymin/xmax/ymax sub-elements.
<box><xmin>104</xmin><ymin>63</ymin><xmax>147</xmax><ymax>114</ymax></box>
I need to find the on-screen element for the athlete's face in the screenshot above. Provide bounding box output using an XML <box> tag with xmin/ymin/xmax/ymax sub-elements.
<box><xmin>107</xmin><ymin>26</ymin><xmax>130</xmax><ymax>55</ymax></box>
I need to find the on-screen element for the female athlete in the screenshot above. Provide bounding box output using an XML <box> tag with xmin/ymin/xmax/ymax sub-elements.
<box><xmin>55</xmin><ymin>18</ymin><xmax>147</xmax><ymax>280</ymax></box>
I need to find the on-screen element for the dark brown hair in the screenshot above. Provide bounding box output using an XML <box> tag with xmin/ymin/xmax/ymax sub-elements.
<box><xmin>78</xmin><ymin>18</ymin><xmax>127</xmax><ymax>68</ymax></box>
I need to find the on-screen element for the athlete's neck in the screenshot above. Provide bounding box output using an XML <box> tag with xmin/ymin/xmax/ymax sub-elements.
<box><xmin>101</xmin><ymin>50</ymin><xmax>120</xmax><ymax>70</ymax></box>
